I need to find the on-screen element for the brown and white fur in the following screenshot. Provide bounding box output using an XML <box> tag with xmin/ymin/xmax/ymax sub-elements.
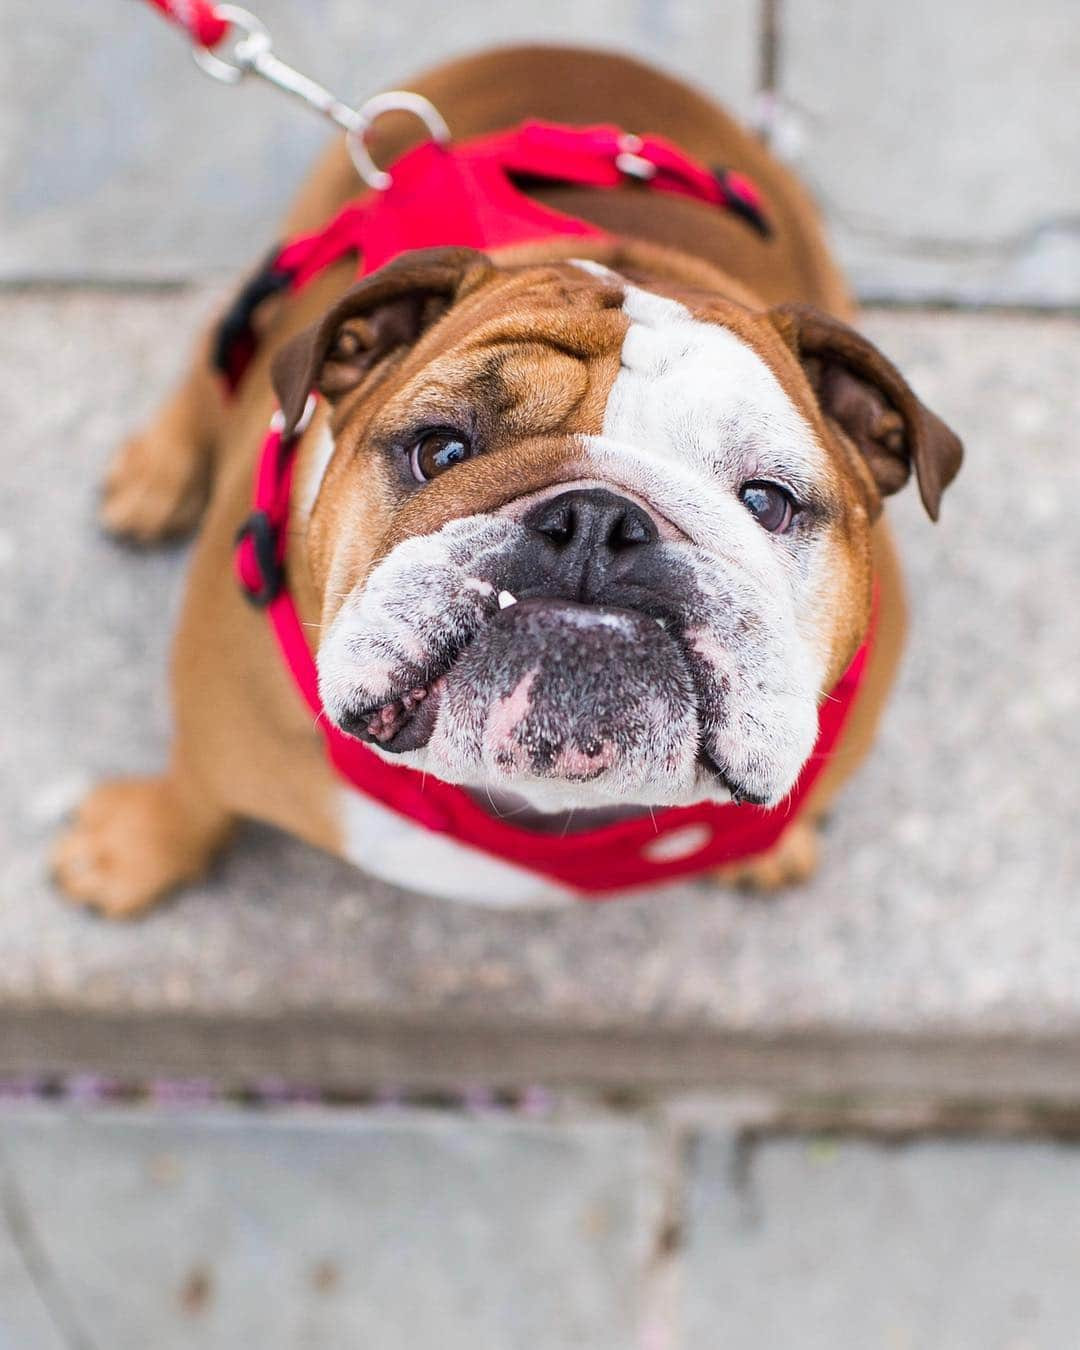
<box><xmin>53</xmin><ymin>46</ymin><xmax>961</xmax><ymax>915</ymax></box>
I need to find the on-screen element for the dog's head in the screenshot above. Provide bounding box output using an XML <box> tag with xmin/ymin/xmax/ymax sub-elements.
<box><xmin>273</xmin><ymin>246</ymin><xmax>961</xmax><ymax>813</ymax></box>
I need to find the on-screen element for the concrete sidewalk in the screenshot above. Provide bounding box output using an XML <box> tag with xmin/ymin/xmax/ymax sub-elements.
<box><xmin>3</xmin><ymin>1103</ymin><xmax>1080</xmax><ymax>1350</ymax></box>
<box><xmin>3</xmin><ymin>289</ymin><xmax>1078</xmax><ymax>1100</ymax></box>
<box><xmin>6</xmin><ymin>0</ymin><xmax>1078</xmax><ymax>304</ymax></box>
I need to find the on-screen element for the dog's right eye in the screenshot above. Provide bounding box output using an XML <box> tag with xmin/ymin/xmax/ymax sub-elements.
<box><xmin>409</xmin><ymin>430</ymin><xmax>474</xmax><ymax>482</ymax></box>
<box><xmin>739</xmin><ymin>480</ymin><xmax>797</xmax><ymax>534</ymax></box>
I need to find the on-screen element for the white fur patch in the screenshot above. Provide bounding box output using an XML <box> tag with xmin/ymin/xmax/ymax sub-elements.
<box><xmin>570</xmin><ymin>262</ymin><xmax>831</xmax><ymax>799</ymax></box>
<box><xmin>318</xmin><ymin>515</ymin><xmax>519</xmax><ymax>719</ymax></box>
<box><xmin>296</xmin><ymin>424</ymin><xmax>337</xmax><ymax>519</ymax></box>
<box><xmin>573</xmin><ymin>260</ymin><xmax>824</xmax><ymax>535</ymax></box>
<box><xmin>335</xmin><ymin>788</ymin><xmax>574</xmax><ymax>907</ymax></box>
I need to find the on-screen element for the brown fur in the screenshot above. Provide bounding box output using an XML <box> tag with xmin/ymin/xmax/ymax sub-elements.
<box><xmin>53</xmin><ymin>46</ymin><xmax>959</xmax><ymax>915</ymax></box>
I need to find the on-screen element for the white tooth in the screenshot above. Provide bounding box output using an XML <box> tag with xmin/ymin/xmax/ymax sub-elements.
<box><xmin>655</xmin><ymin>617</ymin><xmax>667</xmax><ymax>630</ymax></box>
<box><xmin>498</xmin><ymin>590</ymin><xmax>518</xmax><ymax>610</ymax></box>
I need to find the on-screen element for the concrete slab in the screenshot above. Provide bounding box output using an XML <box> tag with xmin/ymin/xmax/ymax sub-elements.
<box><xmin>685</xmin><ymin>1132</ymin><xmax>1080</xmax><ymax>1349</ymax></box>
<box><xmin>3</xmin><ymin>289</ymin><xmax>1080</xmax><ymax>1096</ymax></box>
<box><xmin>0</xmin><ymin>1107</ymin><xmax>659</xmax><ymax>1350</ymax></box>
<box><xmin>0</xmin><ymin>0</ymin><xmax>758</xmax><ymax>281</ymax></box>
<box><xmin>8</xmin><ymin>1104</ymin><xmax>1080</xmax><ymax>1350</ymax></box>
<box><xmin>0</xmin><ymin>1211</ymin><xmax>67</xmax><ymax>1350</ymax></box>
<box><xmin>779</xmin><ymin>0</ymin><xmax>1080</xmax><ymax>304</ymax></box>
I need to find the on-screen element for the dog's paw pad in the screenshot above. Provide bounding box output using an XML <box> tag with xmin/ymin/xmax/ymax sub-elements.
<box><xmin>51</xmin><ymin>779</ymin><xmax>211</xmax><ymax>919</ymax></box>
<box><xmin>99</xmin><ymin>431</ymin><xmax>209</xmax><ymax>544</ymax></box>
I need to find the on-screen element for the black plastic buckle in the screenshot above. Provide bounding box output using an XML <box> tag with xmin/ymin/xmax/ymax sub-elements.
<box><xmin>712</xmin><ymin>166</ymin><xmax>772</xmax><ymax>238</ymax></box>
<box><xmin>235</xmin><ymin>510</ymin><xmax>283</xmax><ymax>608</ymax></box>
<box><xmin>212</xmin><ymin>245</ymin><xmax>295</xmax><ymax>392</ymax></box>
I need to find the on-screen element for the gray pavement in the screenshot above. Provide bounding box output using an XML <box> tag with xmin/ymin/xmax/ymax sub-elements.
<box><xmin>0</xmin><ymin>1107</ymin><xmax>660</xmax><ymax>1350</ymax></box>
<box><xmin>5</xmin><ymin>0</ymin><xmax>1079</xmax><ymax>304</ymax></box>
<box><xmin>1</xmin><ymin>0</ymin><xmax>757</xmax><ymax>282</ymax></box>
<box><xmin>3</xmin><ymin>1104</ymin><xmax>1080</xmax><ymax>1349</ymax></box>
<box><xmin>3</xmin><ymin>290</ymin><xmax>1080</xmax><ymax>1095</ymax></box>
<box><xmin>780</xmin><ymin>0</ymin><xmax>1080</xmax><ymax>305</ymax></box>
<box><xmin>685</xmin><ymin>1132</ymin><xmax>1080</xmax><ymax>1350</ymax></box>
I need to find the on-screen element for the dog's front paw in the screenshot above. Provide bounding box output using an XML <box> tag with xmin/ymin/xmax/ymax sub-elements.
<box><xmin>52</xmin><ymin>778</ymin><xmax>224</xmax><ymax>919</ymax></box>
<box><xmin>100</xmin><ymin>429</ymin><xmax>210</xmax><ymax>544</ymax></box>
<box><xmin>713</xmin><ymin>819</ymin><xmax>820</xmax><ymax>893</ymax></box>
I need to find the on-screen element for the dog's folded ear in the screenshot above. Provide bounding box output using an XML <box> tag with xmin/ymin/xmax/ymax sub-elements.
<box><xmin>271</xmin><ymin>247</ymin><xmax>495</xmax><ymax>436</ymax></box>
<box><xmin>769</xmin><ymin>304</ymin><xmax>963</xmax><ymax>521</ymax></box>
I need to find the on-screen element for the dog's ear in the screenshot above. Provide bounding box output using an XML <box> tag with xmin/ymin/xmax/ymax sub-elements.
<box><xmin>769</xmin><ymin>304</ymin><xmax>962</xmax><ymax>520</ymax></box>
<box><xmin>271</xmin><ymin>247</ymin><xmax>495</xmax><ymax>436</ymax></box>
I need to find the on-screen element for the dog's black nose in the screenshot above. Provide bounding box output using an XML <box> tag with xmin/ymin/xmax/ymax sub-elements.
<box><xmin>520</xmin><ymin>488</ymin><xmax>659</xmax><ymax>600</ymax></box>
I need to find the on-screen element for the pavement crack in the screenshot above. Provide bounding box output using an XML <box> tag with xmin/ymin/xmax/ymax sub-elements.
<box><xmin>759</xmin><ymin>94</ymin><xmax>1080</xmax><ymax>264</ymax></box>
<box><xmin>639</xmin><ymin>1115</ymin><xmax>694</xmax><ymax>1350</ymax></box>
<box><xmin>760</xmin><ymin>0</ymin><xmax>782</xmax><ymax>97</ymax></box>
<box><xmin>0</xmin><ymin>1144</ymin><xmax>101</xmax><ymax>1350</ymax></box>
<box><xmin>729</xmin><ymin>1129</ymin><xmax>765</xmax><ymax>1232</ymax></box>
<box><xmin>829</xmin><ymin>207</ymin><xmax>1080</xmax><ymax>262</ymax></box>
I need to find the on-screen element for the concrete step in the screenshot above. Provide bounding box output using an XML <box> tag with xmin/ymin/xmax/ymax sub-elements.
<box><xmin>3</xmin><ymin>289</ymin><xmax>1078</xmax><ymax>1100</ymax></box>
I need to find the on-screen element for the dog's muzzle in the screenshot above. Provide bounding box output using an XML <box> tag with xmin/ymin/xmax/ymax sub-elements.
<box><xmin>336</xmin><ymin>487</ymin><xmax>703</xmax><ymax>792</ymax></box>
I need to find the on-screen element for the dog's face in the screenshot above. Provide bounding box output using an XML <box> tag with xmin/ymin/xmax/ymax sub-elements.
<box><xmin>274</xmin><ymin>247</ymin><xmax>961</xmax><ymax>813</ymax></box>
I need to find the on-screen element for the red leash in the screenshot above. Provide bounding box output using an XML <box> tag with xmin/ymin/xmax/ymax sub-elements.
<box><xmin>142</xmin><ymin>0</ymin><xmax>229</xmax><ymax>48</ymax></box>
<box><xmin>137</xmin><ymin>0</ymin><xmax>448</xmax><ymax>189</ymax></box>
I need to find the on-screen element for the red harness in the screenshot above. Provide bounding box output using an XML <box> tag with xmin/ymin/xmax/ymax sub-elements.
<box><xmin>231</xmin><ymin>120</ymin><xmax>872</xmax><ymax>896</ymax></box>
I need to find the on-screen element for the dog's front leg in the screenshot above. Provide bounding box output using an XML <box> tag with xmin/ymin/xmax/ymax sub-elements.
<box><xmin>51</xmin><ymin>760</ymin><xmax>235</xmax><ymax>919</ymax></box>
<box><xmin>100</xmin><ymin>324</ymin><xmax>225</xmax><ymax>545</ymax></box>
<box><xmin>711</xmin><ymin>818</ymin><xmax>821</xmax><ymax>892</ymax></box>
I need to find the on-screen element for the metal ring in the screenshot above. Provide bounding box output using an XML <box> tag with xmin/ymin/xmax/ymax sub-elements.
<box><xmin>192</xmin><ymin>5</ymin><xmax>272</xmax><ymax>85</ymax></box>
<box><xmin>346</xmin><ymin>91</ymin><xmax>452</xmax><ymax>192</ymax></box>
<box><xmin>615</xmin><ymin>133</ymin><xmax>656</xmax><ymax>182</ymax></box>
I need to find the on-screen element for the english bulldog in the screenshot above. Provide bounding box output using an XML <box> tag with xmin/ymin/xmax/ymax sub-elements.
<box><xmin>52</xmin><ymin>45</ymin><xmax>961</xmax><ymax>914</ymax></box>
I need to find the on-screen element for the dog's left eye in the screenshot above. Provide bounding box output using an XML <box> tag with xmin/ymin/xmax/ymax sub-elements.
<box><xmin>739</xmin><ymin>481</ymin><xmax>796</xmax><ymax>534</ymax></box>
<box><xmin>409</xmin><ymin>430</ymin><xmax>474</xmax><ymax>482</ymax></box>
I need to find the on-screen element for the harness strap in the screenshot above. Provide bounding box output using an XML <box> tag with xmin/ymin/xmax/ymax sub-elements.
<box><xmin>215</xmin><ymin>121</ymin><xmax>772</xmax><ymax>390</ymax></box>
<box><xmin>480</xmin><ymin>121</ymin><xmax>770</xmax><ymax>236</ymax></box>
<box><xmin>234</xmin><ymin>414</ymin><xmax>299</xmax><ymax>606</ymax></box>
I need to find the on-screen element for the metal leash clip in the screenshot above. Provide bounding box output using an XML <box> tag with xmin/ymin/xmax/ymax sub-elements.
<box><xmin>191</xmin><ymin>5</ymin><xmax>450</xmax><ymax>190</ymax></box>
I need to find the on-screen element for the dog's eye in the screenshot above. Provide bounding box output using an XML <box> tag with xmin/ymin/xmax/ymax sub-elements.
<box><xmin>409</xmin><ymin>430</ymin><xmax>474</xmax><ymax>482</ymax></box>
<box><xmin>739</xmin><ymin>481</ymin><xmax>796</xmax><ymax>533</ymax></box>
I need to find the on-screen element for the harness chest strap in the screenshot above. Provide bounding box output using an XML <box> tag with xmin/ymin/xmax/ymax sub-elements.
<box><xmin>214</xmin><ymin>120</ymin><xmax>768</xmax><ymax>388</ymax></box>
<box><xmin>232</xmin><ymin>120</ymin><xmax>874</xmax><ymax>896</ymax></box>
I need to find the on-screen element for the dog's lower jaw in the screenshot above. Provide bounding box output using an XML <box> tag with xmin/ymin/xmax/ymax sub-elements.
<box><xmin>334</xmin><ymin>684</ymin><xmax>806</xmax><ymax>815</ymax></box>
<box><xmin>327</xmin><ymin>652</ymin><xmax>811</xmax><ymax>813</ymax></box>
<box><xmin>696</xmin><ymin>750</ymin><xmax>770</xmax><ymax>807</ymax></box>
<box><xmin>340</xmin><ymin>674</ymin><xmax>447</xmax><ymax>754</ymax></box>
<box><xmin>360</xmin><ymin>727</ymin><xmax>740</xmax><ymax>817</ymax></box>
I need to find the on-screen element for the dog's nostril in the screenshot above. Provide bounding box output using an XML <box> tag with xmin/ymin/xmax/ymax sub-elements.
<box><xmin>525</xmin><ymin>489</ymin><xmax>657</xmax><ymax>553</ymax></box>
<box><xmin>535</xmin><ymin>500</ymin><xmax>576</xmax><ymax>544</ymax></box>
<box><xmin>610</xmin><ymin>509</ymin><xmax>653</xmax><ymax>549</ymax></box>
